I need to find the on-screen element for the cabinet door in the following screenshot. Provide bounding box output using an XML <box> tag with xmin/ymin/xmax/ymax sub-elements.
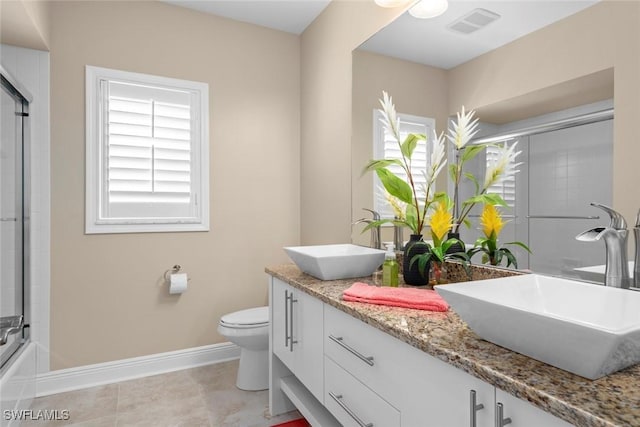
<box><xmin>292</xmin><ymin>288</ymin><xmax>324</xmax><ymax>402</ymax></box>
<box><xmin>402</xmin><ymin>354</ymin><xmax>494</xmax><ymax>427</ymax></box>
<box><xmin>271</xmin><ymin>278</ymin><xmax>294</xmax><ymax>371</ymax></box>
<box><xmin>495</xmin><ymin>389</ymin><xmax>572</xmax><ymax>427</ymax></box>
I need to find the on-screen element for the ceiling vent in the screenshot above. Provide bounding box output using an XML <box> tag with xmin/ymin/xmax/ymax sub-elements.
<box><xmin>447</xmin><ymin>8</ymin><xmax>500</xmax><ymax>35</ymax></box>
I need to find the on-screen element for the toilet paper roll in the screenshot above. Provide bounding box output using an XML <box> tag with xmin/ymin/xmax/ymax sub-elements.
<box><xmin>169</xmin><ymin>273</ymin><xmax>188</xmax><ymax>294</ymax></box>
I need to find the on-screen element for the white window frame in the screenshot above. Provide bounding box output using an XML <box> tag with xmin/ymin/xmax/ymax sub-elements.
<box><xmin>85</xmin><ymin>65</ymin><xmax>209</xmax><ymax>234</ymax></box>
<box><xmin>372</xmin><ymin>110</ymin><xmax>435</xmax><ymax>220</ymax></box>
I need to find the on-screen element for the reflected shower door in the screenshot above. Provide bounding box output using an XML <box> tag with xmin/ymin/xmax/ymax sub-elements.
<box><xmin>528</xmin><ymin>119</ymin><xmax>613</xmax><ymax>277</ymax></box>
<box><xmin>0</xmin><ymin>76</ymin><xmax>26</xmax><ymax>369</ymax></box>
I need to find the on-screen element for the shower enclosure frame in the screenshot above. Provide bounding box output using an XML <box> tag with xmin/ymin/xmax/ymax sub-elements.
<box><xmin>0</xmin><ymin>65</ymin><xmax>32</xmax><ymax>373</ymax></box>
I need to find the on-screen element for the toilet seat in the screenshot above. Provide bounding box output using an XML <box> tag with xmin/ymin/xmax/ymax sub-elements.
<box><xmin>220</xmin><ymin>306</ymin><xmax>269</xmax><ymax>329</ymax></box>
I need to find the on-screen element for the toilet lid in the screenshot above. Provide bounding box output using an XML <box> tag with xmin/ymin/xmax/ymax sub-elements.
<box><xmin>220</xmin><ymin>306</ymin><xmax>269</xmax><ymax>327</ymax></box>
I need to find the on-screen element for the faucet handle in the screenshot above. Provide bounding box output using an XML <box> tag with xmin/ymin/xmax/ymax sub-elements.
<box><xmin>362</xmin><ymin>208</ymin><xmax>381</xmax><ymax>221</ymax></box>
<box><xmin>591</xmin><ymin>203</ymin><xmax>627</xmax><ymax>230</ymax></box>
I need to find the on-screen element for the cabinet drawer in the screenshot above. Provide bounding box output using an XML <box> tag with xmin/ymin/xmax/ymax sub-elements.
<box><xmin>324</xmin><ymin>304</ymin><xmax>415</xmax><ymax>403</ymax></box>
<box><xmin>325</xmin><ymin>356</ymin><xmax>400</xmax><ymax>427</ymax></box>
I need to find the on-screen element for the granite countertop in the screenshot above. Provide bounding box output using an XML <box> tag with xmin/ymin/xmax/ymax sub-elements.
<box><xmin>266</xmin><ymin>263</ymin><xmax>640</xmax><ymax>427</ymax></box>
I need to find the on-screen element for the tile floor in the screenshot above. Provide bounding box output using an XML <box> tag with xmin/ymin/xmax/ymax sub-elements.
<box><xmin>23</xmin><ymin>360</ymin><xmax>301</xmax><ymax>427</ymax></box>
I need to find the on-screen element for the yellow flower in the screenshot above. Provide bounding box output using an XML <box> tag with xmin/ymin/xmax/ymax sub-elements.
<box><xmin>480</xmin><ymin>204</ymin><xmax>504</xmax><ymax>239</ymax></box>
<box><xmin>430</xmin><ymin>202</ymin><xmax>452</xmax><ymax>242</ymax></box>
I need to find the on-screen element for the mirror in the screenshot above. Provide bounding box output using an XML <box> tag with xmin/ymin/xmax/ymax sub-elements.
<box><xmin>351</xmin><ymin>1</ymin><xmax>616</xmax><ymax>282</ymax></box>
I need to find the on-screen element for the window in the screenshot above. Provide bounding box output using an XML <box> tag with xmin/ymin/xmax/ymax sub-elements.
<box><xmin>86</xmin><ymin>66</ymin><xmax>209</xmax><ymax>233</ymax></box>
<box><xmin>372</xmin><ymin>111</ymin><xmax>435</xmax><ymax>220</ymax></box>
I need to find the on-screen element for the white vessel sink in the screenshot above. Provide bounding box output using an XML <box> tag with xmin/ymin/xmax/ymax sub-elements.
<box><xmin>435</xmin><ymin>274</ymin><xmax>640</xmax><ymax>379</ymax></box>
<box><xmin>284</xmin><ymin>244</ymin><xmax>385</xmax><ymax>281</ymax></box>
<box><xmin>574</xmin><ymin>261</ymin><xmax>634</xmax><ymax>283</ymax></box>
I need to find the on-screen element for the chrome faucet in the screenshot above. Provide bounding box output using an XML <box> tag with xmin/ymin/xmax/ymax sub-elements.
<box><xmin>576</xmin><ymin>203</ymin><xmax>631</xmax><ymax>289</ymax></box>
<box><xmin>353</xmin><ymin>208</ymin><xmax>381</xmax><ymax>249</ymax></box>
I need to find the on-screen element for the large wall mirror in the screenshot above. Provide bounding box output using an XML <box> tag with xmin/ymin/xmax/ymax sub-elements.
<box><xmin>351</xmin><ymin>0</ymin><xmax>618</xmax><ymax>282</ymax></box>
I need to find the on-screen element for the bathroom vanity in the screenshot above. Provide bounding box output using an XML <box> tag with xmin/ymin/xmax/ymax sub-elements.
<box><xmin>267</xmin><ymin>264</ymin><xmax>640</xmax><ymax>427</ymax></box>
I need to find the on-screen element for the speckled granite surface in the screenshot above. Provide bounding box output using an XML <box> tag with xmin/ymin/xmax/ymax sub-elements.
<box><xmin>266</xmin><ymin>263</ymin><xmax>640</xmax><ymax>427</ymax></box>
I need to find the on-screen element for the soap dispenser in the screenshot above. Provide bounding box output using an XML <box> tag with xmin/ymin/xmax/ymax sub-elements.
<box><xmin>382</xmin><ymin>243</ymin><xmax>399</xmax><ymax>287</ymax></box>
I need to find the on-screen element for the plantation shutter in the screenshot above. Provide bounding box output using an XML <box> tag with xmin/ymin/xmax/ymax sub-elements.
<box><xmin>485</xmin><ymin>145</ymin><xmax>516</xmax><ymax>207</ymax></box>
<box><xmin>373</xmin><ymin>112</ymin><xmax>433</xmax><ymax>220</ymax></box>
<box><xmin>102</xmin><ymin>80</ymin><xmax>197</xmax><ymax>220</ymax></box>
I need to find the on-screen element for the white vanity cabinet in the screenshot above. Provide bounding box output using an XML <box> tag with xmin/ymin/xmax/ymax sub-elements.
<box><xmin>324</xmin><ymin>303</ymin><xmax>495</xmax><ymax>427</ymax></box>
<box><xmin>270</xmin><ymin>277</ymin><xmax>324</xmax><ymax>402</ymax></box>
<box><xmin>268</xmin><ymin>275</ymin><xmax>574</xmax><ymax>427</ymax></box>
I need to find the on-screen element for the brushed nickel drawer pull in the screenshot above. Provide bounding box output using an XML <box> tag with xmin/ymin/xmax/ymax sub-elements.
<box><xmin>284</xmin><ymin>290</ymin><xmax>290</xmax><ymax>347</ymax></box>
<box><xmin>329</xmin><ymin>335</ymin><xmax>374</xmax><ymax>366</ymax></box>
<box><xmin>289</xmin><ymin>293</ymin><xmax>297</xmax><ymax>352</ymax></box>
<box><xmin>329</xmin><ymin>392</ymin><xmax>373</xmax><ymax>427</ymax></box>
<box><xmin>470</xmin><ymin>389</ymin><xmax>484</xmax><ymax>427</ymax></box>
<box><xmin>495</xmin><ymin>403</ymin><xmax>512</xmax><ymax>427</ymax></box>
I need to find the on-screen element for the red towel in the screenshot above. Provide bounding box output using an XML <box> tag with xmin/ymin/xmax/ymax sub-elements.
<box><xmin>342</xmin><ymin>282</ymin><xmax>449</xmax><ymax>312</ymax></box>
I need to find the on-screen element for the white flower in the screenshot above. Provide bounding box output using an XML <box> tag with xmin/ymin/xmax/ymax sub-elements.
<box><xmin>484</xmin><ymin>141</ymin><xmax>522</xmax><ymax>189</ymax></box>
<box><xmin>446</xmin><ymin>106</ymin><xmax>479</xmax><ymax>150</ymax></box>
<box><xmin>378</xmin><ymin>91</ymin><xmax>401</xmax><ymax>143</ymax></box>
<box><xmin>426</xmin><ymin>130</ymin><xmax>447</xmax><ymax>185</ymax></box>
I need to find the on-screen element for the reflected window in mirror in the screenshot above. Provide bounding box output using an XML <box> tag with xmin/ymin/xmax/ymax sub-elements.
<box><xmin>372</xmin><ymin>111</ymin><xmax>435</xmax><ymax>220</ymax></box>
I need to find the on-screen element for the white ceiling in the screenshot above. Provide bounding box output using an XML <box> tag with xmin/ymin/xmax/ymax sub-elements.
<box><xmin>162</xmin><ymin>0</ymin><xmax>332</xmax><ymax>34</ymax></box>
<box><xmin>162</xmin><ymin>0</ymin><xmax>599</xmax><ymax>68</ymax></box>
<box><xmin>359</xmin><ymin>0</ymin><xmax>599</xmax><ymax>69</ymax></box>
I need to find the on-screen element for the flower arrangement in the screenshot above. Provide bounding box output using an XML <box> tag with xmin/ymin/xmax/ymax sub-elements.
<box><xmin>361</xmin><ymin>91</ymin><xmax>528</xmax><ymax>281</ymax></box>
<box><xmin>466</xmin><ymin>204</ymin><xmax>531</xmax><ymax>268</ymax></box>
<box><xmin>409</xmin><ymin>199</ymin><xmax>470</xmax><ymax>284</ymax></box>
<box><xmin>361</xmin><ymin>91</ymin><xmax>447</xmax><ymax>235</ymax></box>
<box><xmin>447</xmin><ymin>109</ymin><xmax>521</xmax><ymax>234</ymax></box>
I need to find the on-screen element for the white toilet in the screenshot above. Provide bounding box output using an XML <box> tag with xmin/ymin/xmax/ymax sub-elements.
<box><xmin>217</xmin><ymin>306</ymin><xmax>269</xmax><ymax>391</ymax></box>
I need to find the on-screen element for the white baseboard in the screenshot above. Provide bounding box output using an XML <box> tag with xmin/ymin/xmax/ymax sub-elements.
<box><xmin>35</xmin><ymin>342</ymin><xmax>240</xmax><ymax>397</ymax></box>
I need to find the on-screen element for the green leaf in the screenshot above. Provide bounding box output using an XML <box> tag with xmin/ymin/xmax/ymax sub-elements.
<box><xmin>400</xmin><ymin>133</ymin><xmax>425</xmax><ymax>159</ymax></box>
<box><xmin>462</xmin><ymin>193</ymin><xmax>508</xmax><ymax>207</ymax></box>
<box><xmin>409</xmin><ymin>251</ymin><xmax>432</xmax><ymax>278</ymax></box>
<box><xmin>360</xmin><ymin>219</ymin><xmax>393</xmax><ymax>233</ymax></box>
<box><xmin>361</xmin><ymin>159</ymin><xmax>402</xmax><ymax>176</ymax></box>
<box><xmin>448</xmin><ymin>164</ymin><xmax>458</xmax><ymax>183</ymax></box>
<box><xmin>463</xmin><ymin>172</ymin><xmax>480</xmax><ymax>195</ymax></box>
<box><xmin>376</xmin><ymin>168</ymin><xmax>413</xmax><ymax>204</ymax></box>
<box><xmin>502</xmin><ymin>248</ymin><xmax>518</xmax><ymax>269</ymax></box>
<box><xmin>405</xmin><ymin>204</ymin><xmax>419</xmax><ymax>234</ymax></box>
<box><xmin>461</xmin><ymin>144</ymin><xmax>486</xmax><ymax>162</ymax></box>
<box><xmin>430</xmin><ymin>246</ymin><xmax>445</xmax><ymax>263</ymax></box>
<box><xmin>462</xmin><ymin>218</ymin><xmax>472</xmax><ymax>229</ymax></box>
<box><xmin>505</xmin><ymin>241</ymin><xmax>532</xmax><ymax>253</ymax></box>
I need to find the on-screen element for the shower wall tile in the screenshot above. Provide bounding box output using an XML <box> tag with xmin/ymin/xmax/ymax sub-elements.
<box><xmin>1</xmin><ymin>44</ymin><xmax>51</xmax><ymax>377</ymax></box>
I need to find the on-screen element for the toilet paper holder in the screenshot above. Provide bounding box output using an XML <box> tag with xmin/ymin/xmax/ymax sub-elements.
<box><xmin>164</xmin><ymin>264</ymin><xmax>182</xmax><ymax>282</ymax></box>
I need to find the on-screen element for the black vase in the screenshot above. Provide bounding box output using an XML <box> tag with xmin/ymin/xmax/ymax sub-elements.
<box><xmin>446</xmin><ymin>232</ymin><xmax>465</xmax><ymax>255</ymax></box>
<box><xmin>402</xmin><ymin>234</ymin><xmax>430</xmax><ymax>286</ymax></box>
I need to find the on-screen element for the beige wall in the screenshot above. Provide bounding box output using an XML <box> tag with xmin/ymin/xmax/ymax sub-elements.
<box><xmin>449</xmin><ymin>0</ymin><xmax>640</xmax><ymax>250</ymax></box>
<box><xmin>0</xmin><ymin>0</ymin><xmax>50</xmax><ymax>50</ymax></box>
<box><xmin>351</xmin><ymin>50</ymin><xmax>448</xmax><ymax>245</ymax></box>
<box><xmin>300</xmin><ymin>0</ymin><xmax>406</xmax><ymax>245</ymax></box>
<box><xmin>50</xmin><ymin>1</ymin><xmax>300</xmax><ymax>369</ymax></box>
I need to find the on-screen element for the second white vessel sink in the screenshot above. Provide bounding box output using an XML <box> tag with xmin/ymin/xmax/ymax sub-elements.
<box><xmin>435</xmin><ymin>274</ymin><xmax>640</xmax><ymax>379</ymax></box>
<box><xmin>284</xmin><ymin>244</ymin><xmax>385</xmax><ymax>281</ymax></box>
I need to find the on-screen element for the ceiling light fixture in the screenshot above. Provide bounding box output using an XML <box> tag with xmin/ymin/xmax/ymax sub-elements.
<box><xmin>409</xmin><ymin>0</ymin><xmax>448</xmax><ymax>19</ymax></box>
<box><xmin>374</xmin><ymin>0</ymin><xmax>411</xmax><ymax>7</ymax></box>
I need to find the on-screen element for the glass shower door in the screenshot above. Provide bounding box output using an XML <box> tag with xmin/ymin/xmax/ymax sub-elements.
<box><xmin>0</xmin><ymin>75</ymin><xmax>28</xmax><ymax>370</ymax></box>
